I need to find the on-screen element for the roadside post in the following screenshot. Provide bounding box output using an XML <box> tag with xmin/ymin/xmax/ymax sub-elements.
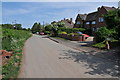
<box><xmin>106</xmin><ymin>38</ymin><xmax>111</xmax><ymax>50</ymax></box>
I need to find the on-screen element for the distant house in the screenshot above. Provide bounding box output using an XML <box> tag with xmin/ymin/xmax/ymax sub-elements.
<box><xmin>74</xmin><ymin>6</ymin><xmax>116</xmax><ymax>35</ymax></box>
<box><xmin>59</xmin><ymin>18</ymin><xmax>74</xmax><ymax>28</ymax></box>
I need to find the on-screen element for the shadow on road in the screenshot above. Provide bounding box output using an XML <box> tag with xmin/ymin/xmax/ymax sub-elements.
<box><xmin>59</xmin><ymin>50</ymin><xmax>120</xmax><ymax>77</ymax></box>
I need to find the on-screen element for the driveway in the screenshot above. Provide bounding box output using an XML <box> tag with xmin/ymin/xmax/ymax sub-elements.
<box><xmin>19</xmin><ymin>35</ymin><xmax>119</xmax><ymax>78</ymax></box>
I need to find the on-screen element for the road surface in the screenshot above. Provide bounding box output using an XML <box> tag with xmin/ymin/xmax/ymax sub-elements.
<box><xmin>20</xmin><ymin>35</ymin><xmax>119</xmax><ymax>78</ymax></box>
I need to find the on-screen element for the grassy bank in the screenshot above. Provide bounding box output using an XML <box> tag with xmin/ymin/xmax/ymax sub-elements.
<box><xmin>2</xmin><ymin>28</ymin><xmax>32</xmax><ymax>79</ymax></box>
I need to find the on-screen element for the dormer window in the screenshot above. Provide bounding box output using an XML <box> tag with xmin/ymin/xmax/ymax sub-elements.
<box><xmin>76</xmin><ymin>21</ymin><xmax>80</xmax><ymax>24</ymax></box>
<box><xmin>86</xmin><ymin>22</ymin><xmax>90</xmax><ymax>24</ymax></box>
<box><xmin>99</xmin><ymin>17</ymin><xmax>104</xmax><ymax>22</ymax></box>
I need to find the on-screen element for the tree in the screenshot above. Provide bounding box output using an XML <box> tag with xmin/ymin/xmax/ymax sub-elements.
<box><xmin>45</xmin><ymin>25</ymin><xmax>53</xmax><ymax>31</ymax></box>
<box><xmin>31</xmin><ymin>22</ymin><xmax>41</xmax><ymax>33</ymax></box>
<box><xmin>27</xmin><ymin>28</ymin><xmax>31</xmax><ymax>31</ymax></box>
<box><xmin>104</xmin><ymin>9</ymin><xmax>120</xmax><ymax>39</ymax></box>
<box><xmin>2</xmin><ymin>24</ymin><xmax>14</xmax><ymax>29</ymax></box>
<box><xmin>14</xmin><ymin>24</ymin><xmax>22</xmax><ymax>30</ymax></box>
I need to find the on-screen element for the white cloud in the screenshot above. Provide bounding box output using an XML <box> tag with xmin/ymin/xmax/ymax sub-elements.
<box><xmin>3</xmin><ymin>8</ymin><xmax>31</xmax><ymax>16</ymax></box>
<box><xmin>2</xmin><ymin>0</ymin><xmax>120</xmax><ymax>2</ymax></box>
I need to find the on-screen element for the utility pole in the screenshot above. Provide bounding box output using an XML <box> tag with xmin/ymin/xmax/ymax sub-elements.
<box><xmin>12</xmin><ymin>20</ymin><xmax>17</xmax><ymax>29</ymax></box>
<box><xmin>118</xmin><ymin>1</ymin><xmax>120</xmax><ymax>9</ymax></box>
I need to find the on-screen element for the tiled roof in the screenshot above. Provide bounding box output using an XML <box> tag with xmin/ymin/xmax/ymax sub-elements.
<box><xmin>102</xmin><ymin>6</ymin><xmax>116</xmax><ymax>11</ymax></box>
<box><xmin>78</xmin><ymin>14</ymin><xmax>87</xmax><ymax>20</ymax></box>
<box><xmin>61</xmin><ymin>20</ymin><xmax>74</xmax><ymax>28</ymax></box>
<box><xmin>86</xmin><ymin>11</ymin><xmax>98</xmax><ymax>21</ymax></box>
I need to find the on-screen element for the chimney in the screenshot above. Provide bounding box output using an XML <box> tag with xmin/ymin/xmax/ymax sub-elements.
<box><xmin>98</xmin><ymin>7</ymin><xmax>101</xmax><ymax>11</ymax></box>
<box><xmin>70</xmin><ymin>18</ymin><xmax>72</xmax><ymax>24</ymax></box>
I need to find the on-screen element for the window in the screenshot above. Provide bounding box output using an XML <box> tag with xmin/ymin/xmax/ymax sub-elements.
<box><xmin>92</xmin><ymin>27</ymin><xmax>99</xmax><ymax>32</ymax></box>
<box><xmin>92</xmin><ymin>21</ymin><xmax>96</xmax><ymax>24</ymax></box>
<box><xmin>76</xmin><ymin>21</ymin><xmax>80</xmax><ymax>24</ymax></box>
<box><xmin>92</xmin><ymin>28</ymin><xmax>95</xmax><ymax>31</ymax></box>
<box><xmin>96</xmin><ymin>28</ymin><xmax>99</xmax><ymax>31</ymax></box>
<box><xmin>86</xmin><ymin>22</ymin><xmax>90</xmax><ymax>24</ymax></box>
<box><xmin>99</xmin><ymin>17</ymin><xmax>104</xmax><ymax>22</ymax></box>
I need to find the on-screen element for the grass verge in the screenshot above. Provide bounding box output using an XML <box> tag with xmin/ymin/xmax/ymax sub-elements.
<box><xmin>2</xmin><ymin>28</ymin><xmax>32</xmax><ymax>80</ymax></box>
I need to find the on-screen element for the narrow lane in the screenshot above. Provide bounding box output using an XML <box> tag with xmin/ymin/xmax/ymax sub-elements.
<box><xmin>21</xmin><ymin>35</ymin><xmax>119</xmax><ymax>78</ymax></box>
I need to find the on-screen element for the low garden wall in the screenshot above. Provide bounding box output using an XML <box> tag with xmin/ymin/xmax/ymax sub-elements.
<box><xmin>58</xmin><ymin>34</ymin><xmax>86</xmax><ymax>41</ymax></box>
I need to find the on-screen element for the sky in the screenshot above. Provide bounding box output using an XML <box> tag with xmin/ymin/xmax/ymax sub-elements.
<box><xmin>2</xmin><ymin>2</ymin><xmax>118</xmax><ymax>28</ymax></box>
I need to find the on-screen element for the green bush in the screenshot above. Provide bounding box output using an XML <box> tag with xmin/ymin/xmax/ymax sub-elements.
<box><xmin>2</xmin><ymin>29</ymin><xmax>32</xmax><ymax>79</ymax></box>
<box><xmin>58</xmin><ymin>27</ymin><xmax>86</xmax><ymax>34</ymax></box>
<box><xmin>68</xmin><ymin>33</ymin><xmax>74</xmax><ymax>36</ymax></box>
<box><xmin>44</xmin><ymin>31</ymin><xmax>51</xmax><ymax>34</ymax></box>
<box><xmin>92</xmin><ymin>40</ymin><xmax>106</xmax><ymax>49</ymax></box>
<box><xmin>92</xmin><ymin>40</ymin><xmax>120</xmax><ymax>49</ymax></box>
<box><xmin>60</xmin><ymin>32</ymin><xmax>67</xmax><ymax>34</ymax></box>
<box><xmin>95</xmin><ymin>27</ymin><xmax>112</xmax><ymax>43</ymax></box>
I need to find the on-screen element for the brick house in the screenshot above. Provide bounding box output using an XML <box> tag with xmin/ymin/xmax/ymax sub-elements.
<box><xmin>74</xmin><ymin>6</ymin><xmax>116</xmax><ymax>35</ymax></box>
<box><xmin>74</xmin><ymin>14</ymin><xmax>87</xmax><ymax>28</ymax></box>
<box><xmin>59</xmin><ymin>18</ymin><xmax>74</xmax><ymax>28</ymax></box>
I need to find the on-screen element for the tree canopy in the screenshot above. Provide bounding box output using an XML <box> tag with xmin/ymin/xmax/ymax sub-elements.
<box><xmin>31</xmin><ymin>22</ymin><xmax>41</xmax><ymax>33</ymax></box>
<box><xmin>104</xmin><ymin>9</ymin><xmax>120</xmax><ymax>39</ymax></box>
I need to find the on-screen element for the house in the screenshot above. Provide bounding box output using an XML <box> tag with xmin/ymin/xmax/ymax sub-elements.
<box><xmin>74</xmin><ymin>6</ymin><xmax>116</xmax><ymax>35</ymax></box>
<box><xmin>74</xmin><ymin>14</ymin><xmax>87</xmax><ymax>28</ymax></box>
<box><xmin>59</xmin><ymin>18</ymin><xmax>74</xmax><ymax>28</ymax></box>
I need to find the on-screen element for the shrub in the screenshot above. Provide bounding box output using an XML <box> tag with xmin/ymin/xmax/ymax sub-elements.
<box><xmin>60</xmin><ymin>32</ymin><xmax>67</xmax><ymax>34</ymax></box>
<box><xmin>68</xmin><ymin>33</ymin><xmax>74</xmax><ymax>36</ymax></box>
<box><xmin>2</xmin><ymin>29</ymin><xmax>32</xmax><ymax>79</ymax></box>
<box><xmin>44</xmin><ymin>31</ymin><xmax>51</xmax><ymax>34</ymax></box>
<box><xmin>95</xmin><ymin>27</ymin><xmax>111</xmax><ymax>43</ymax></box>
<box><xmin>58</xmin><ymin>27</ymin><xmax>86</xmax><ymax>34</ymax></box>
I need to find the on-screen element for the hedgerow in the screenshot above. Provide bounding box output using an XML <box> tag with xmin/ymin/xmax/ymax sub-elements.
<box><xmin>2</xmin><ymin>28</ymin><xmax>32</xmax><ymax>79</ymax></box>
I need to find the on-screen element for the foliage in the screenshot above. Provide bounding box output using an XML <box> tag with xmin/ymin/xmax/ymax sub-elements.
<box><xmin>2</xmin><ymin>24</ymin><xmax>14</xmax><ymax>29</ymax></box>
<box><xmin>95</xmin><ymin>27</ymin><xmax>114</xmax><ymax>43</ymax></box>
<box><xmin>92</xmin><ymin>40</ymin><xmax>120</xmax><ymax>49</ymax></box>
<box><xmin>44</xmin><ymin>31</ymin><xmax>51</xmax><ymax>34</ymax></box>
<box><xmin>60</xmin><ymin>32</ymin><xmax>67</xmax><ymax>34</ymax></box>
<box><xmin>2</xmin><ymin>24</ymin><xmax>22</xmax><ymax>30</ymax></box>
<box><xmin>92</xmin><ymin>40</ymin><xmax>106</xmax><ymax>49</ymax></box>
<box><xmin>45</xmin><ymin>25</ymin><xmax>53</xmax><ymax>31</ymax></box>
<box><xmin>104</xmin><ymin>9</ymin><xmax>120</xmax><ymax>39</ymax></box>
<box><xmin>14</xmin><ymin>24</ymin><xmax>22</xmax><ymax>30</ymax></box>
<box><xmin>31</xmin><ymin>22</ymin><xmax>41</xmax><ymax>33</ymax></box>
<box><xmin>51</xmin><ymin>21</ymin><xmax>65</xmax><ymax>27</ymax></box>
<box><xmin>68</xmin><ymin>33</ymin><xmax>74</xmax><ymax>36</ymax></box>
<box><xmin>58</xmin><ymin>27</ymin><xmax>86</xmax><ymax>34</ymax></box>
<box><xmin>2</xmin><ymin>28</ymin><xmax>32</xmax><ymax>79</ymax></box>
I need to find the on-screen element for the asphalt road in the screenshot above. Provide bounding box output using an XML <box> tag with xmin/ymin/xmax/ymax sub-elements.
<box><xmin>19</xmin><ymin>35</ymin><xmax>119</xmax><ymax>78</ymax></box>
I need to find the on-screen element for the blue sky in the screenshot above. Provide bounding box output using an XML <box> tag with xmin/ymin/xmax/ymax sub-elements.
<box><xmin>2</xmin><ymin>2</ymin><xmax>118</xmax><ymax>28</ymax></box>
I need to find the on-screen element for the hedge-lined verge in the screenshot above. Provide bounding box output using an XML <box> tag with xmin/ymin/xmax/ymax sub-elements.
<box><xmin>1</xmin><ymin>28</ymin><xmax>32</xmax><ymax>80</ymax></box>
